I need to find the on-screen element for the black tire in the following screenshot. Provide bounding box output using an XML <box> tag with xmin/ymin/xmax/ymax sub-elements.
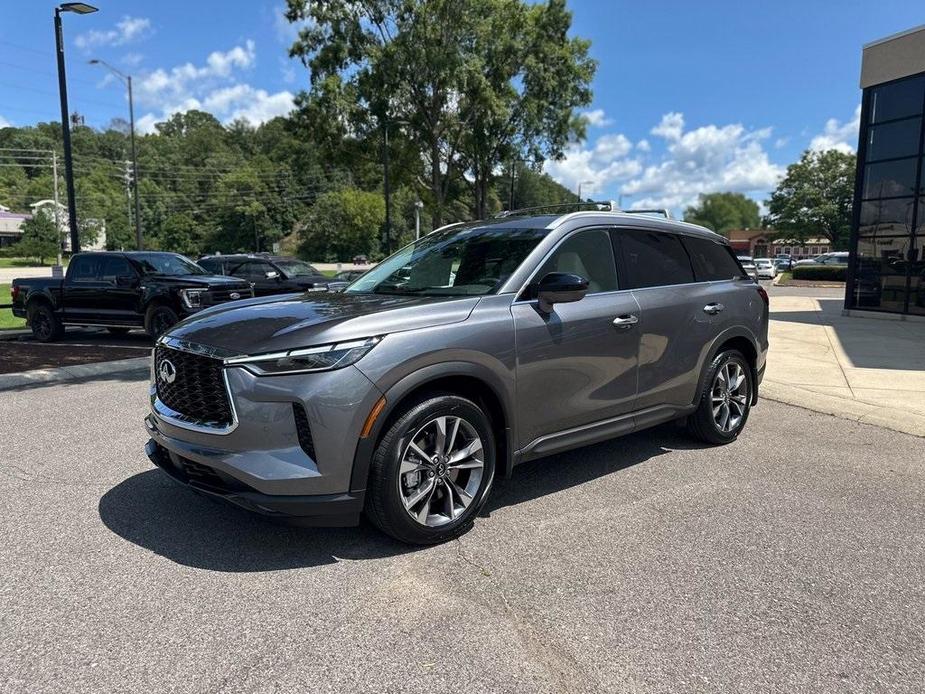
<box><xmin>144</xmin><ymin>303</ymin><xmax>180</xmax><ymax>339</ymax></box>
<box><xmin>687</xmin><ymin>350</ymin><xmax>753</xmax><ymax>445</ymax></box>
<box><xmin>27</xmin><ymin>302</ymin><xmax>64</xmax><ymax>342</ymax></box>
<box><xmin>106</xmin><ymin>327</ymin><xmax>131</xmax><ymax>336</ymax></box>
<box><xmin>365</xmin><ymin>394</ymin><xmax>496</xmax><ymax>545</ymax></box>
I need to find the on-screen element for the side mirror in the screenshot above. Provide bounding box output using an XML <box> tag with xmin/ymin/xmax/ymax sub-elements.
<box><xmin>536</xmin><ymin>272</ymin><xmax>589</xmax><ymax>313</ymax></box>
<box><xmin>265</xmin><ymin>270</ymin><xmax>280</xmax><ymax>280</ymax></box>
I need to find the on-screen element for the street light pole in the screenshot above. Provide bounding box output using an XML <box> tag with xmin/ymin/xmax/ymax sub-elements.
<box><xmin>54</xmin><ymin>3</ymin><xmax>98</xmax><ymax>255</ymax></box>
<box><xmin>414</xmin><ymin>200</ymin><xmax>423</xmax><ymax>240</ymax></box>
<box><xmin>89</xmin><ymin>58</ymin><xmax>142</xmax><ymax>249</ymax></box>
<box><xmin>382</xmin><ymin>119</ymin><xmax>392</xmax><ymax>255</ymax></box>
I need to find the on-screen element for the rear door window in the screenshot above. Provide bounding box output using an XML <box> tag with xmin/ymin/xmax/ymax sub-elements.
<box><xmin>69</xmin><ymin>255</ymin><xmax>100</xmax><ymax>283</ymax></box>
<box><xmin>682</xmin><ymin>236</ymin><xmax>746</xmax><ymax>281</ymax></box>
<box><xmin>100</xmin><ymin>256</ymin><xmax>134</xmax><ymax>283</ymax></box>
<box><xmin>617</xmin><ymin>229</ymin><xmax>695</xmax><ymax>288</ymax></box>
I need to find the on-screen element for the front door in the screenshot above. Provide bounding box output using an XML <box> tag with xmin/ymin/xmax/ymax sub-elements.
<box><xmin>512</xmin><ymin>228</ymin><xmax>640</xmax><ymax>448</ymax></box>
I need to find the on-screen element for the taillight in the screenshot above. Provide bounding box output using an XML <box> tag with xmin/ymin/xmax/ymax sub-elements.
<box><xmin>10</xmin><ymin>284</ymin><xmax>19</xmax><ymax>302</ymax></box>
<box><xmin>756</xmin><ymin>285</ymin><xmax>769</xmax><ymax>306</ymax></box>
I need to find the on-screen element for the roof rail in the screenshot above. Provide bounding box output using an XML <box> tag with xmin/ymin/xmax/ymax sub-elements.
<box><xmin>495</xmin><ymin>200</ymin><xmax>616</xmax><ymax>218</ymax></box>
<box><xmin>495</xmin><ymin>200</ymin><xmax>671</xmax><ymax>219</ymax></box>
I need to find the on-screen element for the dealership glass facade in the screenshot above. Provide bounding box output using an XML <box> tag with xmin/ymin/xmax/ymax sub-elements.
<box><xmin>847</xmin><ymin>72</ymin><xmax>925</xmax><ymax>315</ymax></box>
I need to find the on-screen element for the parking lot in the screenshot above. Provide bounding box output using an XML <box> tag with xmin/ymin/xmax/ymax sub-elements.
<box><xmin>0</xmin><ymin>329</ymin><xmax>151</xmax><ymax>375</ymax></box>
<box><xmin>2</xmin><ymin>370</ymin><xmax>923</xmax><ymax>693</ymax></box>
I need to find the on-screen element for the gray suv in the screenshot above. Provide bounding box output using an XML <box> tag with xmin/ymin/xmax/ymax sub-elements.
<box><xmin>144</xmin><ymin>208</ymin><xmax>769</xmax><ymax>544</ymax></box>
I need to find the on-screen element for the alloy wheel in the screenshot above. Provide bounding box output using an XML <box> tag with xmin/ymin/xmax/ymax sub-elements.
<box><xmin>398</xmin><ymin>415</ymin><xmax>485</xmax><ymax>527</ymax></box>
<box><xmin>711</xmin><ymin>361</ymin><xmax>749</xmax><ymax>433</ymax></box>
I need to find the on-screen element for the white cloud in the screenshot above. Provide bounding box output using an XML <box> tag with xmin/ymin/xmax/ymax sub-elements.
<box><xmin>121</xmin><ymin>52</ymin><xmax>145</xmax><ymax>68</ymax></box>
<box><xmin>650</xmin><ymin>112</ymin><xmax>685</xmax><ymax>141</ymax></box>
<box><xmin>0</xmin><ymin>114</ymin><xmax>12</xmax><ymax>128</ymax></box>
<box><xmin>545</xmin><ymin>131</ymin><xmax>643</xmax><ymax>196</ymax></box>
<box><xmin>132</xmin><ymin>41</ymin><xmax>291</xmax><ymax>133</ymax></box>
<box><xmin>581</xmin><ymin>108</ymin><xmax>613</xmax><ymax>128</ymax></box>
<box><xmin>623</xmin><ymin>115</ymin><xmax>784</xmax><ymax>211</ymax></box>
<box><xmin>809</xmin><ymin>104</ymin><xmax>861</xmax><ymax>154</ymax></box>
<box><xmin>636</xmin><ymin>139</ymin><xmax>651</xmax><ymax>152</ymax></box>
<box><xmin>75</xmin><ymin>16</ymin><xmax>151</xmax><ymax>50</ymax></box>
<box><xmin>272</xmin><ymin>4</ymin><xmax>314</xmax><ymax>44</ymax></box>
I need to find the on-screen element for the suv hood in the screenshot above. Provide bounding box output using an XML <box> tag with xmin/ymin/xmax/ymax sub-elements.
<box><xmin>166</xmin><ymin>292</ymin><xmax>480</xmax><ymax>356</ymax></box>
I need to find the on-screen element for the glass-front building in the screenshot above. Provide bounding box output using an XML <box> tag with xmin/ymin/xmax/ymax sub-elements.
<box><xmin>846</xmin><ymin>27</ymin><xmax>925</xmax><ymax>317</ymax></box>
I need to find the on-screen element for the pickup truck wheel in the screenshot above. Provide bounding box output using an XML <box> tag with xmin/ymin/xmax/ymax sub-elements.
<box><xmin>28</xmin><ymin>303</ymin><xmax>64</xmax><ymax>342</ymax></box>
<box><xmin>145</xmin><ymin>304</ymin><xmax>179</xmax><ymax>338</ymax></box>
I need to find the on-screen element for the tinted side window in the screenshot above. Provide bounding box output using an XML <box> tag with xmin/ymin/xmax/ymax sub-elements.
<box><xmin>236</xmin><ymin>261</ymin><xmax>271</xmax><ymax>281</ymax></box>
<box><xmin>199</xmin><ymin>258</ymin><xmax>223</xmax><ymax>274</ymax></box>
<box><xmin>682</xmin><ymin>236</ymin><xmax>745</xmax><ymax>281</ymax></box>
<box><xmin>618</xmin><ymin>230</ymin><xmax>694</xmax><ymax>288</ymax></box>
<box><xmin>100</xmin><ymin>256</ymin><xmax>134</xmax><ymax>283</ymax></box>
<box><xmin>69</xmin><ymin>255</ymin><xmax>99</xmax><ymax>282</ymax></box>
<box><xmin>533</xmin><ymin>229</ymin><xmax>618</xmax><ymax>295</ymax></box>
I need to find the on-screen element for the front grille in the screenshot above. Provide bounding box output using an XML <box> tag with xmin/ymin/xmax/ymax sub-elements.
<box><xmin>203</xmin><ymin>286</ymin><xmax>252</xmax><ymax>306</ymax></box>
<box><xmin>292</xmin><ymin>403</ymin><xmax>316</xmax><ymax>460</ymax></box>
<box><xmin>155</xmin><ymin>345</ymin><xmax>234</xmax><ymax>427</ymax></box>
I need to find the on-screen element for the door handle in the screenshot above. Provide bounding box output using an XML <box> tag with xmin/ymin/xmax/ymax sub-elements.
<box><xmin>612</xmin><ymin>314</ymin><xmax>639</xmax><ymax>327</ymax></box>
<box><xmin>703</xmin><ymin>303</ymin><xmax>725</xmax><ymax>315</ymax></box>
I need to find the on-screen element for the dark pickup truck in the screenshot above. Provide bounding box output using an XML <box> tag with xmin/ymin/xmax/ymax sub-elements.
<box><xmin>11</xmin><ymin>251</ymin><xmax>253</xmax><ymax>341</ymax></box>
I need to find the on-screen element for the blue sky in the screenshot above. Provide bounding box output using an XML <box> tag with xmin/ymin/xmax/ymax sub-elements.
<box><xmin>1</xmin><ymin>1</ymin><xmax>923</xmax><ymax>213</ymax></box>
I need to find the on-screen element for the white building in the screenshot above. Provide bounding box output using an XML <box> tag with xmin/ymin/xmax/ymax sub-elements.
<box><xmin>29</xmin><ymin>199</ymin><xmax>107</xmax><ymax>252</ymax></box>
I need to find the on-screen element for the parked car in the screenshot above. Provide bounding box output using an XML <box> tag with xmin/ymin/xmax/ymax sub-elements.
<box><xmin>353</xmin><ymin>254</ymin><xmax>369</xmax><ymax>265</ymax></box>
<box><xmin>326</xmin><ymin>269</ymin><xmax>367</xmax><ymax>292</ymax></box>
<box><xmin>794</xmin><ymin>251</ymin><xmax>849</xmax><ymax>267</ymax></box>
<box><xmin>774</xmin><ymin>255</ymin><xmax>793</xmax><ymax>271</ymax></box>
<box><xmin>11</xmin><ymin>251</ymin><xmax>253</xmax><ymax>341</ymax></box>
<box><xmin>754</xmin><ymin>258</ymin><xmax>778</xmax><ymax>279</ymax></box>
<box><xmin>736</xmin><ymin>255</ymin><xmax>760</xmax><ymax>281</ymax></box>
<box><xmin>145</xmin><ymin>209</ymin><xmax>768</xmax><ymax>545</ymax></box>
<box><xmin>198</xmin><ymin>254</ymin><xmax>331</xmax><ymax>296</ymax></box>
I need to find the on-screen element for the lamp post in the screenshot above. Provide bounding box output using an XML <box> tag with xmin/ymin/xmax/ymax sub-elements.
<box><xmin>414</xmin><ymin>200</ymin><xmax>423</xmax><ymax>240</ymax></box>
<box><xmin>89</xmin><ymin>58</ymin><xmax>142</xmax><ymax>249</ymax></box>
<box><xmin>54</xmin><ymin>2</ymin><xmax>98</xmax><ymax>255</ymax></box>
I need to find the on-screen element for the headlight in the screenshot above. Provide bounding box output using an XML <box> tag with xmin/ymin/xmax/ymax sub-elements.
<box><xmin>225</xmin><ymin>337</ymin><xmax>380</xmax><ymax>375</ymax></box>
<box><xmin>179</xmin><ymin>288</ymin><xmax>205</xmax><ymax>309</ymax></box>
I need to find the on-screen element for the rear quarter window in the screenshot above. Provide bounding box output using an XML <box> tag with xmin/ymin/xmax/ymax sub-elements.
<box><xmin>683</xmin><ymin>236</ymin><xmax>746</xmax><ymax>281</ymax></box>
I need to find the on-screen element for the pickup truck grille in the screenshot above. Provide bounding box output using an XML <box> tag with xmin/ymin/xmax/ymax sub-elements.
<box><xmin>203</xmin><ymin>286</ymin><xmax>252</xmax><ymax>307</ymax></box>
<box><xmin>154</xmin><ymin>345</ymin><xmax>234</xmax><ymax>428</ymax></box>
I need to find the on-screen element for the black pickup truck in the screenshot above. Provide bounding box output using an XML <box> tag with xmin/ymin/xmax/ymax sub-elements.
<box><xmin>11</xmin><ymin>251</ymin><xmax>253</xmax><ymax>341</ymax></box>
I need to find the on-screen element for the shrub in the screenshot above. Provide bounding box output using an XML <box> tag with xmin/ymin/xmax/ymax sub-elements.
<box><xmin>792</xmin><ymin>264</ymin><xmax>847</xmax><ymax>281</ymax></box>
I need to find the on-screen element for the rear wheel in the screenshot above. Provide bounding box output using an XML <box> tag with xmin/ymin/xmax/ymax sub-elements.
<box><xmin>687</xmin><ymin>350</ymin><xmax>752</xmax><ymax>444</ymax></box>
<box><xmin>365</xmin><ymin>395</ymin><xmax>496</xmax><ymax>545</ymax></box>
<box><xmin>144</xmin><ymin>304</ymin><xmax>179</xmax><ymax>339</ymax></box>
<box><xmin>28</xmin><ymin>303</ymin><xmax>64</xmax><ymax>342</ymax></box>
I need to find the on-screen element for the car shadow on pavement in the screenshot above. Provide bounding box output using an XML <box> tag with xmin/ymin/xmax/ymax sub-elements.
<box><xmin>98</xmin><ymin>421</ymin><xmax>710</xmax><ymax>572</ymax></box>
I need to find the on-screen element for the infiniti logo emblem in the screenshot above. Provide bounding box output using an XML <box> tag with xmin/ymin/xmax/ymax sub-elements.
<box><xmin>229</xmin><ymin>292</ymin><xmax>241</xmax><ymax>300</ymax></box>
<box><xmin>158</xmin><ymin>359</ymin><xmax>177</xmax><ymax>385</ymax></box>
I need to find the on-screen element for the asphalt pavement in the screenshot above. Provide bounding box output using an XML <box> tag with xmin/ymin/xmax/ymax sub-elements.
<box><xmin>1</xmin><ymin>373</ymin><xmax>923</xmax><ymax>693</ymax></box>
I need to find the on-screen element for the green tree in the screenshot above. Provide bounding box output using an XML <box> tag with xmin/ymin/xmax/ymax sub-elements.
<box><xmin>765</xmin><ymin>150</ymin><xmax>856</xmax><ymax>248</ymax></box>
<box><xmin>683</xmin><ymin>192</ymin><xmax>761</xmax><ymax>235</ymax></box>
<box><xmin>14</xmin><ymin>213</ymin><xmax>59</xmax><ymax>264</ymax></box>
<box><xmin>159</xmin><ymin>213</ymin><xmax>201</xmax><ymax>256</ymax></box>
<box><xmin>286</xmin><ymin>0</ymin><xmax>595</xmax><ymax>224</ymax></box>
<box><xmin>298</xmin><ymin>188</ymin><xmax>385</xmax><ymax>261</ymax></box>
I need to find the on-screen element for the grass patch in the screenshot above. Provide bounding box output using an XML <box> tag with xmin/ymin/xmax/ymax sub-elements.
<box><xmin>321</xmin><ymin>270</ymin><xmax>338</xmax><ymax>278</ymax></box>
<box><xmin>0</xmin><ymin>283</ymin><xmax>26</xmax><ymax>330</ymax></box>
<box><xmin>0</xmin><ymin>257</ymin><xmax>55</xmax><ymax>268</ymax></box>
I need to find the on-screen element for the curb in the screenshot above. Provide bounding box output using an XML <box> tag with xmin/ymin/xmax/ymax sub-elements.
<box><xmin>0</xmin><ymin>356</ymin><xmax>150</xmax><ymax>392</ymax></box>
<box><xmin>761</xmin><ymin>381</ymin><xmax>925</xmax><ymax>438</ymax></box>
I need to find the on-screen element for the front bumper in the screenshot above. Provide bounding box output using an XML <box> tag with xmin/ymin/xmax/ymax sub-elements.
<box><xmin>145</xmin><ymin>438</ymin><xmax>364</xmax><ymax>526</ymax></box>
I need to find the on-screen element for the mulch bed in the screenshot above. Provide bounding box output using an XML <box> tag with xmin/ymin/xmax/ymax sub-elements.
<box><xmin>0</xmin><ymin>341</ymin><xmax>150</xmax><ymax>375</ymax></box>
<box><xmin>775</xmin><ymin>278</ymin><xmax>846</xmax><ymax>288</ymax></box>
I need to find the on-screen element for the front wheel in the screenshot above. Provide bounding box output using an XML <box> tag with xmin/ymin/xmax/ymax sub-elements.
<box><xmin>144</xmin><ymin>304</ymin><xmax>179</xmax><ymax>339</ymax></box>
<box><xmin>365</xmin><ymin>395</ymin><xmax>496</xmax><ymax>545</ymax></box>
<box><xmin>687</xmin><ymin>350</ymin><xmax>753</xmax><ymax>444</ymax></box>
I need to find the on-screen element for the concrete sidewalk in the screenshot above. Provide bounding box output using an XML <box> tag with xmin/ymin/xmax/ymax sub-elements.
<box><xmin>762</xmin><ymin>295</ymin><xmax>925</xmax><ymax>437</ymax></box>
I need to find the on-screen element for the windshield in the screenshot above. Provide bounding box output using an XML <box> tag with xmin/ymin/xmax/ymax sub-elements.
<box><xmin>346</xmin><ymin>225</ymin><xmax>550</xmax><ymax>296</ymax></box>
<box><xmin>132</xmin><ymin>253</ymin><xmax>206</xmax><ymax>276</ymax></box>
<box><xmin>274</xmin><ymin>259</ymin><xmax>322</xmax><ymax>277</ymax></box>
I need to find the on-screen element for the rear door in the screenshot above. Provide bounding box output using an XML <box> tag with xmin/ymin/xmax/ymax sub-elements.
<box><xmin>61</xmin><ymin>254</ymin><xmax>105</xmax><ymax>323</ymax></box>
<box><xmin>616</xmin><ymin>228</ymin><xmax>729</xmax><ymax>411</ymax></box>
<box><xmin>512</xmin><ymin>227</ymin><xmax>641</xmax><ymax>447</ymax></box>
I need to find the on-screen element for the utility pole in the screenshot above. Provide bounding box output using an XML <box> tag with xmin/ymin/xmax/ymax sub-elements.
<box><xmin>123</xmin><ymin>160</ymin><xmax>133</xmax><ymax>239</ymax></box>
<box><xmin>509</xmin><ymin>160</ymin><xmax>516</xmax><ymax>211</ymax></box>
<box><xmin>414</xmin><ymin>200</ymin><xmax>423</xmax><ymax>240</ymax></box>
<box><xmin>51</xmin><ymin>151</ymin><xmax>63</xmax><ymax>266</ymax></box>
<box><xmin>382</xmin><ymin>120</ymin><xmax>392</xmax><ymax>255</ymax></box>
